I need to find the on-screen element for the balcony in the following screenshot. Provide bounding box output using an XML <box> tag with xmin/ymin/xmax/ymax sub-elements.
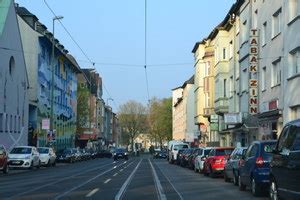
<box><xmin>214</xmin><ymin>97</ymin><xmax>229</xmax><ymax>114</ymax></box>
<box><xmin>203</xmin><ymin>107</ymin><xmax>214</xmax><ymax>118</ymax></box>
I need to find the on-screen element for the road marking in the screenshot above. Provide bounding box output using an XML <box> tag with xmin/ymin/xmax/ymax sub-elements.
<box><xmin>53</xmin><ymin>161</ymin><xmax>134</xmax><ymax>200</ymax></box>
<box><xmin>113</xmin><ymin>173</ymin><xmax>118</xmax><ymax>177</ymax></box>
<box><xmin>113</xmin><ymin>161</ymin><xmax>117</xmax><ymax>164</ymax></box>
<box><xmin>115</xmin><ymin>159</ymin><xmax>142</xmax><ymax>200</ymax></box>
<box><xmin>113</xmin><ymin>166</ymin><xmax>117</xmax><ymax>169</ymax></box>
<box><xmin>119</xmin><ymin>169</ymin><xmax>123</xmax><ymax>172</ymax></box>
<box><xmin>149</xmin><ymin>159</ymin><xmax>167</xmax><ymax>200</ymax></box>
<box><xmin>104</xmin><ymin>178</ymin><xmax>111</xmax><ymax>184</ymax></box>
<box><xmin>9</xmin><ymin>161</ymin><xmax>115</xmax><ymax>199</ymax></box>
<box><xmin>86</xmin><ymin>188</ymin><xmax>99</xmax><ymax>197</ymax></box>
<box><xmin>124</xmin><ymin>161</ymin><xmax>127</xmax><ymax>164</ymax></box>
<box><xmin>155</xmin><ymin>161</ymin><xmax>183</xmax><ymax>200</ymax></box>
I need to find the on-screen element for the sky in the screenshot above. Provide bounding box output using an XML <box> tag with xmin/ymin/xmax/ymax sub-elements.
<box><xmin>15</xmin><ymin>0</ymin><xmax>235</xmax><ymax>111</ymax></box>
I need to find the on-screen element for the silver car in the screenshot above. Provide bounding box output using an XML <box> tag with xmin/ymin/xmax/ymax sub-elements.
<box><xmin>194</xmin><ymin>147</ymin><xmax>212</xmax><ymax>173</ymax></box>
<box><xmin>8</xmin><ymin>146</ymin><xmax>40</xmax><ymax>169</ymax></box>
<box><xmin>37</xmin><ymin>147</ymin><xmax>56</xmax><ymax>166</ymax></box>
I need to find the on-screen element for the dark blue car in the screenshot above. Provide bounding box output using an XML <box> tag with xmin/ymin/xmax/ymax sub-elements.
<box><xmin>238</xmin><ymin>140</ymin><xmax>277</xmax><ymax>196</ymax></box>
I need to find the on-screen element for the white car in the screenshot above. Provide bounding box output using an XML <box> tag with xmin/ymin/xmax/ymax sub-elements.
<box><xmin>194</xmin><ymin>147</ymin><xmax>212</xmax><ymax>173</ymax></box>
<box><xmin>37</xmin><ymin>147</ymin><xmax>56</xmax><ymax>166</ymax></box>
<box><xmin>168</xmin><ymin>142</ymin><xmax>189</xmax><ymax>164</ymax></box>
<box><xmin>8</xmin><ymin>146</ymin><xmax>40</xmax><ymax>169</ymax></box>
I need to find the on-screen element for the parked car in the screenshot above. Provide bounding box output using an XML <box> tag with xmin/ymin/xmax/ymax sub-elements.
<box><xmin>176</xmin><ymin>149</ymin><xmax>186</xmax><ymax>165</ymax></box>
<box><xmin>37</xmin><ymin>147</ymin><xmax>56</xmax><ymax>167</ymax></box>
<box><xmin>194</xmin><ymin>147</ymin><xmax>212</xmax><ymax>173</ymax></box>
<box><xmin>113</xmin><ymin>148</ymin><xmax>128</xmax><ymax>161</ymax></box>
<box><xmin>56</xmin><ymin>148</ymin><xmax>76</xmax><ymax>163</ymax></box>
<box><xmin>224</xmin><ymin>147</ymin><xmax>247</xmax><ymax>184</ymax></box>
<box><xmin>187</xmin><ymin>148</ymin><xmax>202</xmax><ymax>170</ymax></box>
<box><xmin>269</xmin><ymin>119</ymin><xmax>300</xmax><ymax>200</ymax></box>
<box><xmin>238</xmin><ymin>140</ymin><xmax>276</xmax><ymax>196</ymax></box>
<box><xmin>168</xmin><ymin>142</ymin><xmax>189</xmax><ymax>164</ymax></box>
<box><xmin>0</xmin><ymin>145</ymin><xmax>9</xmax><ymax>173</ymax></box>
<box><xmin>8</xmin><ymin>146</ymin><xmax>40</xmax><ymax>169</ymax></box>
<box><xmin>153</xmin><ymin>149</ymin><xmax>167</xmax><ymax>159</ymax></box>
<box><xmin>203</xmin><ymin>147</ymin><xmax>234</xmax><ymax>178</ymax></box>
<box><xmin>180</xmin><ymin>148</ymin><xmax>194</xmax><ymax>167</ymax></box>
<box><xmin>96</xmin><ymin>149</ymin><xmax>112</xmax><ymax>158</ymax></box>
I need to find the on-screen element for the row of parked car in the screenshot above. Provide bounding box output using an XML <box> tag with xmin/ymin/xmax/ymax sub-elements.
<box><xmin>0</xmin><ymin>145</ymin><xmax>114</xmax><ymax>173</ymax></box>
<box><xmin>168</xmin><ymin>118</ymin><xmax>300</xmax><ymax>200</ymax></box>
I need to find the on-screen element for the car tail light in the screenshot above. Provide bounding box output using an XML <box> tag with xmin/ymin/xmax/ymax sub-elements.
<box><xmin>256</xmin><ymin>157</ymin><xmax>264</xmax><ymax>168</ymax></box>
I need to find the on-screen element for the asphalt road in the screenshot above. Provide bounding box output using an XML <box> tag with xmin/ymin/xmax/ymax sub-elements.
<box><xmin>0</xmin><ymin>155</ymin><xmax>268</xmax><ymax>200</ymax></box>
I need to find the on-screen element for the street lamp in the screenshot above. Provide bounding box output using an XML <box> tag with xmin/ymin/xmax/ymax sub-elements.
<box><xmin>50</xmin><ymin>15</ymin><xmax>63</xmax><ymax>140</ymax></box>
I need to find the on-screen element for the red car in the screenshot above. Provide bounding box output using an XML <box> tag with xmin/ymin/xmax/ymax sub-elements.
<box><xmin>203</xmin><ymin>147</ymin><xmax>234</xmax><ymax>178</ymax></box>
<box><xmin>0</xmin><ymin>145</ymin><xmax>9</xmax><ymax>174</ymax></box>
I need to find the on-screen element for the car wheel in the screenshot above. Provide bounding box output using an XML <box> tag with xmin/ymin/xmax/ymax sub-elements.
<box><xmin>29</xmin><ymin>161</ymin><xmax>33</xmax><ymax>170</ymax></box>
<box><xmin>209</xmin><ymin>167</ymin><xmax>215</xmax><ymax>178</ymax></box>
<box><xmin>224</xmin><ymin>171</ymin><xmax>230</xmax><ymax>182</ymax></box>
<box><xmin>238</xmin><ymin>175</ymin><xmax>246</xmax><ymax>191</ymax></box>
<box><xmin>47</xmin><ymin>159</ymin><xmax>51</xmax><ymax>167</ymax></box>
<box><xmin>251</xmin><ymin>178</ymin><xmax>261</xmax><ymax>196</ymax></box>
<box><xmin>52</xmin><ymin>161</ymin><xmax>56</xmax><ymax>167</ymax></box>
<box><xmin>269</xmin><ymin>178</ymin><xmax>279</xmax><ymax>200</ymax></box>
<box><xmin>3</xmin><ymin>164</ymin><xmax>9</xmax><ymax>174</ymax></box>
<box><xmin>194</xmin><ymin>165</ymin><xmax>198</xmax><ymax>173</ymax></box>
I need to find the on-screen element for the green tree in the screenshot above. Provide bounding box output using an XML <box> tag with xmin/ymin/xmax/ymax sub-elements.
<box><xmin>76</xmin><ymin>84</ymin><xmax>90</xmax><ymax>135</ymax></box>
<box><xmin>118</xmin><ymin>100</ymin><xmax>148</xmax><ymax>152</ymax></box>
<box><xmin>149</xmin><ymin>97</ymin><xmax>172</xmax><ymax>148</ymax></box>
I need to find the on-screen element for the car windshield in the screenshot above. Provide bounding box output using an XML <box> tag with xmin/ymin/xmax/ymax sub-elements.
<box><xmin>216</xmin><ymin>149</ymin><xmax>233</xmax><ymax>156</ymax></box>
<box><xmin>174</xmin><ymin>144</ymin><xmax>188</xmax><ymax>150</ymax></box>
<box><xmin>262</xmin><ymin>143</ymin><xmax>276</xmax><ymax>159</ymax></box>
<box><xmin>204</xmin><ymin>149</ymin><xmax>211</xmax><ymax>156</ymax></box>
<box><xmin>37</xmin><ymin>148</ymin><xmax>49</xmax><ymax>154</ymax></box>
<box><xmin>115</xmin><ymin>148</ymin><xmax>125</xmax><ymax>153</ymax></box>
<box><xmin>10</xmin><ymin>147</ymin><xmax>32</xmax><ymax>154</ymax></box>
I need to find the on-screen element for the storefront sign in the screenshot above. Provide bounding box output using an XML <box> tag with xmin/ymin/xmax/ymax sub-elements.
<box><xmin>211</xmin><ymin>115</ymin><xmax>218</xmax><ymax>123</ymax></box>
<box><xmin>249</xmin><ymin>29</ymin><xmax>259</xmax><ymax>115</ymax></box>
<box><xmin>224</xmin><ymin>113</ymin><xmax>242</xmax><ymax>124</ymax></box>
<box><xmin>269</xmin><ymin>99</ymin><xmax>278</xmax><ymax>111</ymax></box>
<box><xmin>42</xmin><ymin>118</ymin><xmax>50</xmax><ymax>130</ymax></box>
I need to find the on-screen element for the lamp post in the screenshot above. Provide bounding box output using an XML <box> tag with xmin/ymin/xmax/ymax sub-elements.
<box><xmin>50</xmin><ymin>15</ymin><xmax>63</xmax><ymax>141</ymax></box>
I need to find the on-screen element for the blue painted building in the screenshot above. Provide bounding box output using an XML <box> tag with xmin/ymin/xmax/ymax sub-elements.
<box><xmin>17</xmin><ymin>6</ymin><xmax>80</xmax><ymax>150</ymax></box>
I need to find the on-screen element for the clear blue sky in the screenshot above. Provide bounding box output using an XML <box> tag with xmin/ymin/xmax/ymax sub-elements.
<box><xmin>15</xmin><ymin>0</ymin><xmax>235</xmax><ymax>111</ymax></box>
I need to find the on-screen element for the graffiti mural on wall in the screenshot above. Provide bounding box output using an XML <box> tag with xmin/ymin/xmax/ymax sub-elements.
<box><xmin>37</xmin><ymin>39</ymin><xmax>77</xmax><ymax>150</ymax></box>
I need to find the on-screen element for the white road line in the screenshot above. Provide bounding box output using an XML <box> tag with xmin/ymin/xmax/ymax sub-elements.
<box><xmin>155</xmin><ymin>161</ymin><xmax>183</xmax><ymax>200</ymax></box>
<box><xmin>113</xmin><ymin>173</ymin><xmax>118</xmax><ymax>177</ymax></box>
<box><xmin>104</xmin><ymin>178</ymin><xmax>111</xmax><ymax>184</ymax></box>
<box><xmin>85</xmin><ymin>188</ymin><xmax>99</xmax><ymax>197</ymax></box>
<box><xmin>119</xmin><ymin>169</ymin><xmax>123</xmax><ymax>172</ymax></box>
<box><xmin>9</xmin><ymin>161</ymin><xmax>115</xmax><ymax>199</ymax></box>
<box><xmin>53</xmin><ymin>161</ymin><xmax>133</xmax><ymax>200</ymax></box>
<box><xmin>113</xmin><ymin>166</ymin><xmax>117</xmax><ymax>169</ymax></box>
<box><xmin>148</xmin><ymin>159</ymin><xmax>167</xmax><ymax>200</ymax></box>
<box><xmin>115</xmin><ymin>159</ymin><xmax>142</xmax><ymax>200</ymax></box>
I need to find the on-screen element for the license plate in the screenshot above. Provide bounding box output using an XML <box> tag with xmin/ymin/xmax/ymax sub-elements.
<box><xmin>13</xmin><ymin>161</ymin><xmax>20</xmax><ymax>164</ymax></box>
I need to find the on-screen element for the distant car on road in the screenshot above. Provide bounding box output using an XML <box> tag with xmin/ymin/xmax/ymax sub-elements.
<box><xmin>113</xmin><ymin>148</ymin><xmax>128</xmax><ymax>161</ymax></box>
<box><xmin>37</xmin><ymin>147</ymin><xmax>56</xmax><ymax>167</ymax></box>
<box><xmin>168</xmin><ymin>142</ymin><xmax>189</xmax><ymax>164</ymax></box>
<box><xmin>0</xmin><ymin>145</ymin><xmax>9</xmax><ymax>173</ymax></box>
<box><xmin>238</xmin><ymin>140</ymin><xmax>276</xmax><ymax>197</ymax></box>
<box><xmin>269</xmin><ymin>119</ymin><xmax>300</xmax><ymax>200</ymax></box>
<box><xmin>56</xmin><ymin>148</ymin><xmax>76</xmax><ymax>163</ymax></box>
<box><xmin>153</xmin><ymin>149</ymin><xmax>167</xmax><ymax>159</ymax></box>
<box><xmin>8</xmin><ymin>146</ymin><xmax>40</xmax><ymax>169</ymax></box>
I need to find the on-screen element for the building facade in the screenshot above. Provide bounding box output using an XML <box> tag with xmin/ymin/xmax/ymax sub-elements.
<box><xmin>17</xmin><ymin>6</ymin><xmax>80</xmax><ymax>150</ymax></box>
<box><xmin>0</xmin><ymin>0</ymin><xmax>29</xmax><ymax>150</ymax></box>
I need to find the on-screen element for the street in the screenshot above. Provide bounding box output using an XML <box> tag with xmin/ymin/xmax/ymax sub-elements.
<box><xmin>0</xmin><ymin>155</ymin><xmax>268</xmax><ymax>200</ymax></box>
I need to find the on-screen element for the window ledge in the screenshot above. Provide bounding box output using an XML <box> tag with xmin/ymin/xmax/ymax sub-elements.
<box><xmin>271</xmin><ymin>83</ymin><xmax>281</xmax><ymax>89</ymax></box>
<box><xmin>261</xmin><ymin>43</ymin><xmax>267</xmax><ymax>48</ymax></box>
<box><xmin>288</xmin><ymin>15</ymin><xmax>300</xmax><ymax>26</ymax></box>
<box><xmin>271</xmin><ymin>32</ymin><xmax>281</xmax><ymax>41</ymax></box>
<box><xmin>287</xmin><ymin>73</ymin><xmax>300</xmax><ymax>81</ymax></box>
<box><xmin>262</xmin><ymin>89</ymin><xmax>266</xmax><ymax>93</ymax></box>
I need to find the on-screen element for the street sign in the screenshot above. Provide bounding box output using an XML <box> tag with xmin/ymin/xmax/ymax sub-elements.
<box><xmin>42</xmin><ymin>118</ymin><xmax>50</xmax><ymax>130</ymax></box>
<box><xmin>211</xmin><ymin>115</ymin><xmax>218</xmax><ymax>123</ymax></box>
<box><xmin>210</xmin><ymin>123</ymin><xmax>219</xmax><ymax>131</ymax></box>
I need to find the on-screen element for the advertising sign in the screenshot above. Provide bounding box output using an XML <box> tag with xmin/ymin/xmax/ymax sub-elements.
<box><xmin>42</xmin><ymin>119</ymin><xmax>50</xmax><ymax>130</ymax></box>
<box><xmin>224</xmin><ymin>113</ymin><xmax>242</xmax><ymax>124</ymax></box>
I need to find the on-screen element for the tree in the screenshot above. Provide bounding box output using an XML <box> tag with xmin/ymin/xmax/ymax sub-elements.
<box><xmin>76</xmin><ymin>83</ymin><xmax>90</xmax><ymax>135</ymax></box>
<box><xmin>148</xmin><ymin>97</ymin><xmax>172</xmax><ymax>148</ymax></box>
<box><xmin>118</xmin><ymin>100</ymin><xmax>148</xmax><ymax>151</ymax></box>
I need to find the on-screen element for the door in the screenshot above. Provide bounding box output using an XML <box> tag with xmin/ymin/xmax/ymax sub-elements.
<box><xmin>241</xmin><ymin>144</ymin><xmax>258</xmax><ymax>186</ymax></box>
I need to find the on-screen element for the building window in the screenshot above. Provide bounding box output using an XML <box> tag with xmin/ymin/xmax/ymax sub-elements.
<box><xmin>271</xmin><ymin>60</ymin><xmax>281</xmax><ymax>86</ymax></box>
<box><xmin>261</xmin><ymin>66</ymin><xmax>267</xmax><ymax>91</ymax></box>
<box><xmin>272</xmin><ymin>8</ymin><xmax>282</xmax><ymax>37</ymax></box>
<box><xmin>0</xmin><ymin>113</ymin><xmax>3</xmax><ymax>132</ymax></box>
<box><xmin>289</xmin><ymin>0</ymin><xmax>299</xmax><ymax>22</ymax></box>
<box><xmin>223</xmin><ymin>48</ymin><xmax>226</xmax><ymax>60</ymax></box>
<box><xmin>241</xmin><ymin>68</ymin><xmax>247</xmax><ymax>92</ymax></box>
<box><xmin>289</xmin><ymin>47</ymin><xmax>300</xmax><ymax>76</ymax></box>
<box><xmin>262</xmin><ymin>22</ymin><xmax>267</xmax><ymax>45</ymax></box>
<box><xmin>14</xmin><ymin>116</ymin><xmax>17</xmax><ymax>133</ymax></box>
<box><xmin>9</xmin><ymin>56</ymin><xmax>15</xmax><ymax>76</ymax></box>
<box><xmin>224</xmin><ymin>79</ymin><xmax>227</xmax><ymax>97</ymax></box>
<box><xmin>229</xmin><ymin>41</ymin><xmax>233</xmax><ymax>59</ymax></box>
<box><xmin>229</xmin><ymin>76</ymin><xmax>233</xmax><ymax>97</ymax></box>
<box><xmin>205</xmin><ymin>93</ymin><xmax>210</xmax><ymax>108</ymax></box>
<box><xmin>291</xmin><ymin>106</ymin><xmax>300</xmax><ymax>120</ymax></box>
<box><xmin>242</xmin><ymin>20</ymin><xmax>248</xmax><ymax>43</ymax></box>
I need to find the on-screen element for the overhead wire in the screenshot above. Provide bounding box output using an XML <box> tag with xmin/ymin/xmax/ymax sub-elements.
<box><xmin>43</xmin><ymin>0</ymin><xmax>118</xmax><ymax>109</ymax></box>
<box><xmin>144</xmin><ymin>0</ymin><xmax>150</xmax><ymax>104</ymax></box>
